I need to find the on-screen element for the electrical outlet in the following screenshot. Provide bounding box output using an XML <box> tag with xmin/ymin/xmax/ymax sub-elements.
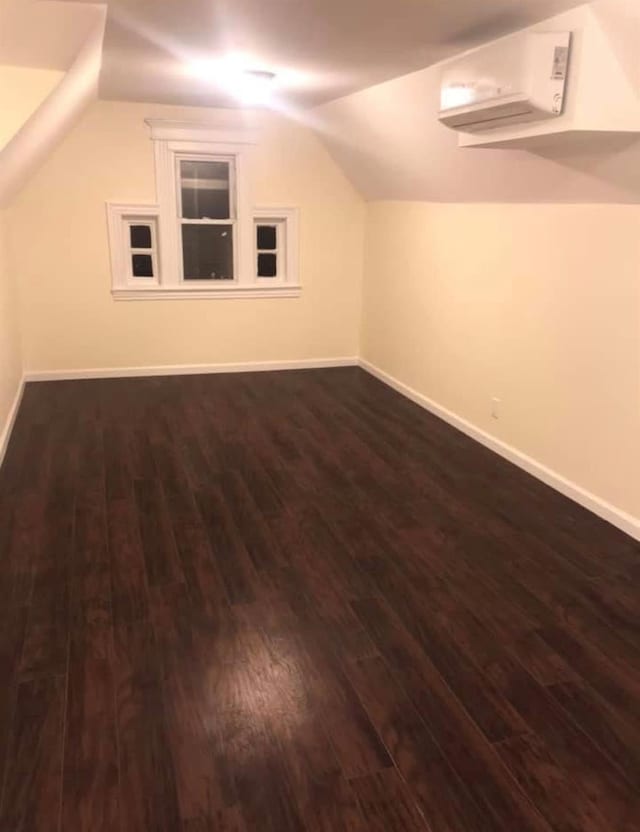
<box><xmin>491</xmin><ymin>397</ymin><xmax>501</xmax><ymax>420</ymax></box>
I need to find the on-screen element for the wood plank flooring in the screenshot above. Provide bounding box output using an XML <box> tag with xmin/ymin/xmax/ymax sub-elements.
<box><xmin>0</xmin><ymin>367</ymin><xmax>638</xmax><ymax>831</ymax></box>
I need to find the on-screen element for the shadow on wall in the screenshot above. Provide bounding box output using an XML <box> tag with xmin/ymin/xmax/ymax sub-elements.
<box><xmin>533</xmin><ymin>134</ymin><xmax>640</xmax><ymax>198</ymax></box>
<box><xmin>313</xmin><ymin>79</ymin><xmax>640</xmax><ymax>203</ymax></box>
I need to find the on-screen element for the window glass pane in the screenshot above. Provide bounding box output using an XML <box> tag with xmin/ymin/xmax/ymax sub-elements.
<box><xmin>258</xmin><ymin>253</ymin><xmax>277</xmax><ymax>278</ymax></box>
<box><xmin>182</xmin><ymin>224</ymin><xmax>234</xmax><ymax>280</ymax></box>
<box><xmin>132</xmin><ymin>254</ymin><xmax>154</xmax><ymax>278</ymax></box>
<box><xmin>130</xmin><ymin>224</ymin><xmax>152</xmax><ymax>249</ymax></box>
<box><xmin>257</xmin><ymin>225</ymin><xmax>277</xmax><ymax>251</ymax></box>
<box><xmin>180</xmin><ymin>160</ymin><xmax>231</xmax><ymax>220</ymax></box>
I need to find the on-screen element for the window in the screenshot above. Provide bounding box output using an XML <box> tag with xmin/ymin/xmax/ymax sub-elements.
<box><xmin>254</xmin><ymin>208</ymin><xmax>298</xmax><ymax>286</ymax></box>
<box><xmin>257</xmin><ymin>223</ymin><xmax>278</xmax><ymax>277</ymax></box>
<box><xmin>129</xmin><ymin>222</ymin><xmax>157</xmax><ymax>278</ymax></box>
<box><xmin>107</xmin><ymin>121</ymin><xmax>301</xmax><ymax>300</ymax></box>
<box><xmin>107</xmin><ymin>205</ymin><xmax>160</xmax><ymax>291</ymax></box>
<box><xmin>178</xmin><ymin>157</ymin><xmax>235</xmax><ymax>281</ymax></box>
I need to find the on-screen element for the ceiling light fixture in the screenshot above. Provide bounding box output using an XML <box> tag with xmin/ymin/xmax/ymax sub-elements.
<box><xmin>188</xmin><ymin>56</ymin><xmax>278</xmax><ymax>107</ymax></box>
<box><xmin>233</xmin><ymin>69</ymin><xmax>277</xmax><ymax>106</ymax></box>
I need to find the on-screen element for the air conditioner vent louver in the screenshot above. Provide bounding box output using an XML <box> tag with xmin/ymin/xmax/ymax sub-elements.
<box><xmin>439</xmin><ymin>32</ymin><xmax>571</xmax><ymax>133</ymax></box>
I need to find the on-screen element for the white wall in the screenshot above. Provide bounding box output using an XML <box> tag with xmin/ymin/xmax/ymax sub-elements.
<box><xmin>0</xmin><ymin>209</ymin><xmax>22</xmax><ymax>457</ymax></box>
<box><xmin>6</xmin><ymin>100</ymin><xmax>365</xmax><ymax>372</ymax></box>
<box><xmin>363</xmin><ymin>202</ymin><xmax>640</xmax><ymax>522</ymax></box>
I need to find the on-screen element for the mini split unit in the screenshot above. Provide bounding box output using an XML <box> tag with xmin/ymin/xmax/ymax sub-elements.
<box><xmin>436</xmin><ymin>2</ymin><xmax>640</xmax><ymax>151</ymax></box>
<box><xmin>438</xmin><ymin>32</ymin><xmax>572</xmax><ymax>133</ymax></box>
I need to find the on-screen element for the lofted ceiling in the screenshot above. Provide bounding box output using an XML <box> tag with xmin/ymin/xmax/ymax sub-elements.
<box><xmin>50</xmin><ymin>0</ymin><xmax>586</xmax><ymax>108</ymax></box>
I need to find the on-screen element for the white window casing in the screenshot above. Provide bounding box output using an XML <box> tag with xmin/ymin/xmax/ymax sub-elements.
<box><xmin>106</xmin><ymin>204</ymin><xmax>161</xmax><ymax>292</ymax></box>
<box><xmin>254</xmin><ymin>207</ymin><xmax>299</xmax><ymax>287</ymax></box>
<box><xmin>108</xmin><ymin>120</ymin><xmax>301</xmax><ymax>300</ymax></box>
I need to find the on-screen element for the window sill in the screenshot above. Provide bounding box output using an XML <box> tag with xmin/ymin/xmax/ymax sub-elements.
<box><xmin>112</xmin><ymin>285</ymin><xmax>302</xmax><ymax>301</ymax></box>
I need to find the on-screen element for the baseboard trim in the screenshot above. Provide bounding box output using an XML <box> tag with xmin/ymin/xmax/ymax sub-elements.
<box><xmin>24</xmin><ymin>357</ymin><xmax>358</xmax><ymax>382</ymax></box>
<box><xmin>0</xmin><ymin>376</ymin><xmax>25</xmax><ymax>470</ymax></box>
<box><xmin>360</xmin><ymin>358</ymin><xmax>640</xmax><ymax>542</ymax></box>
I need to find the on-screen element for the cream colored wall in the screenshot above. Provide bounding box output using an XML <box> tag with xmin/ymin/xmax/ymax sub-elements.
<box><xmin>0</xmin><ymin>65</ymin><xmax>64</xmax><ymax>150</ymax></box>
<box><xmin>0</xmin><ymin>209</ymin><xmax>22</xmax><ymax>447</ymax></box>
<box><xmin>362</xmin><ymin>202</ymin><xmax>640</xmax><ymax>519</ymax></box>
<box><xmin>7</xmin><ymin>100</ymin><xmax>364</xmax><ymax>371</ymax></box>
<box><xmin>4</xmin><ymin>99</ymin><xmax>638</xmax><ymax>528</ymax></box>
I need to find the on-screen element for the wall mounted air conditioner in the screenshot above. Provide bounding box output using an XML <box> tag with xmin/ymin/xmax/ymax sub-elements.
<box><xmin>439</xmin><ymin>32</ymin><xmax>572</xmax><ymax>133</ymax></box>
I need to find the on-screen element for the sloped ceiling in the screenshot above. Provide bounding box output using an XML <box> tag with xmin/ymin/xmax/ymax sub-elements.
<box><xmin>0</xmin><ymin>2</ymin><xmax>107</xmax><ymax>206</ymax></box>
<box><xmin>312</xmin><ymin>1</ymin><xmax>640</xmax><ymax>203</ymax></box>
<box><xmin>57</xmin><ymin>0</ymin><xmax>585</xmax><ymax>108</ymax></box>
<box><xmin>2</xmin><ymin>0</ymin><xmax>638</xmax><ymax>205</ymax></box>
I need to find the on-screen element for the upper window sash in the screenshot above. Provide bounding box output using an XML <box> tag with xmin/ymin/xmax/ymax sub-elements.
<box><xmin>176</xmin><ymin>154</ymin><xmax>236</xmax><ymax>222</ymax></box>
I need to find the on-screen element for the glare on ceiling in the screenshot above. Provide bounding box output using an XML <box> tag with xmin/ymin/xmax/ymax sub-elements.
<box><xmin>188</xmin><ymin>55</ymin><xmax>278</xmax><ymax>106</ymax></box>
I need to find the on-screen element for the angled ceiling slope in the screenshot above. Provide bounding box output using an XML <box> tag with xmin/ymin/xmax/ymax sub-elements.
<box><xmin>312</xmin><ymin>0</ymin><xmax>640</xmax><ymax>204</ymax></box>
<box><xmin>0</xmin><ymin>2</ymin><xmax>107</xmax><ymax>207</ymax></box>
<box><xmin>88</xmin><ymin>0</ymin><xmax>584</xmax><ymax>109</ymax></box>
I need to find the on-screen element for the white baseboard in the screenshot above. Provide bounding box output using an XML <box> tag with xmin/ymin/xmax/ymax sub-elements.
<box><xmin>0</xmin><ymin>376</ymin><xmax>25</xmax><ymax>470</ymax></box>
<box><xmin>24</xmin><ymin>356</ymin><xmax>358</xmax><ymax>382</ymax></box>
<box><xmin>360</xmin><ymin>358</ymin><xmax>640</xmax><ymax>542</ymax></box>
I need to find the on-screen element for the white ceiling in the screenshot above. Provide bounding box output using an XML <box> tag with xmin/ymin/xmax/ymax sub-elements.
<box><xmin>84</xmin><ymin>0</ymin><xmax>585</xmax><ymax>108</ymax></box>
<box><xmin>0</xmin><ymin>1</ymin><xmax>103</xmax><ymax>70</ymax></box>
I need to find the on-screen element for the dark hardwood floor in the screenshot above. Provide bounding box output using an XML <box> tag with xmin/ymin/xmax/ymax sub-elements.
<box><xmin>0</xmin><ymin>367</ymin><xmax>638</xmax><ymax>831</ymax></box>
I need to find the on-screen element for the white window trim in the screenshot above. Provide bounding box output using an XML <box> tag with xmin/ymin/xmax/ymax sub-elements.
<box><xmin>154</xmin><ymin>137</ymin><xmax>256</xmax><ymax>294</ymax></box>
<box><xmin>254</xmin><ymin>207</ymin><xmax>300</xmax><ymax>288</ymax></box>
<box><xmin>107</xmin><ymin>203</ymin><xmax>161</xmax><ymax>293</ymax></box>
<box><xmin>109</xmin><ymin>121</ymin><xmax>301</xmax><ymax>300</ymax></box>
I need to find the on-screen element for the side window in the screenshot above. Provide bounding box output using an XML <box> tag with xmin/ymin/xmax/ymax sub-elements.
<box><xmin>256</xmin><ymin>222</ymin><xmax>279</xmax><ymax>278</ymax></box>
<box><xmin>253</xmin><ymin>209</ymin><xmax>298</xmax><ymax>286</ymax></box>
<box><xmin>107</xmin><ymin>204</ymin><xmax>160</xmax><ymax>293</ymax></box>
<box><xmin>128</xmin><ymin>221</ymin><xmax>158</xmax><ymax>279</ymax></box>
